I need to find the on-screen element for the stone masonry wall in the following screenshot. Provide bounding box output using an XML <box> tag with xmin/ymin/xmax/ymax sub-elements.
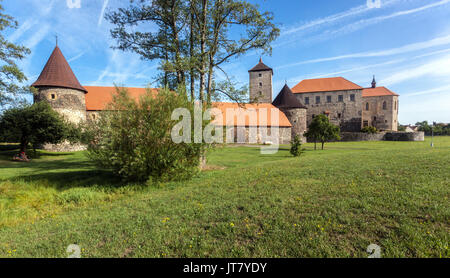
<box><xmin>34</xmin><ymin>86</ymin><xmax>86</xmax><ymax>124</ymax></box>
<box><xmin>340</xmin><ymin>131</ymin><xmax>424</xmax><ymax>142</ymax></box>
<box><xmin>295</xmin><ymin>89</ymin><xmax>363</xmax><ymax>132</ymax></box>
<box><xmin>280</xmin><ymin>108</ymin><xmax>307</xmax><ymax>143</ymax></box>
<box><xmin>249</xmin><ymin>70</ymin><xmax>273</xmax><ymax>103</ymax></box>
<box><xmin>362</xmin><ymin>95</ymin><xmax>399</xmax><ymax>131</ymax></box>
<box><xmin>225</xmin><ymin>126</ymin><xmax>291</xmax><ymax>145</ymax></box>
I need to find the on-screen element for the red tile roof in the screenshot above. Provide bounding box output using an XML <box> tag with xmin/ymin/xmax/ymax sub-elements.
<box><xmin>362</xmin><ymin>86</ymin><xmax>399</xmax><ymax>97</ymax></box>
<box><xmin>84</xmin><ymin>86</ymin><xmax>158</xmax><ymax>111</ymax></box>
<box><xmin>84</xmin><ymin>87</ymin><xmax>291</xmax><ymax>127</ymax></box>
<box><xmin>32</xmin><ymin>46</ymin><xmax>87</xmax><ymax>92</ymax></box>
<box><xmin>292</xmin><ymin>77</ymin><xmax>362</xmax><ymax>94</ymax></box>
<box><xmin>211</xmin><ymin>102</ymin><xmax>291</xmax><ymax>127</ymax></box>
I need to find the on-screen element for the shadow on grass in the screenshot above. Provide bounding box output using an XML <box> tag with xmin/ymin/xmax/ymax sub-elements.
<box><xmin>11</xmin><ymin>170</ymin><xmax>127</xmax><ymax>190</ymax></box>
<box><xmin>0</xmin><ymin>150</ymin><xmax>129</xmax><ymax>190</ymax></box>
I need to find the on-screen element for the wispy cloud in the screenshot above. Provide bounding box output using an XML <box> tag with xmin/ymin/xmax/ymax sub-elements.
<box><xmin>98</xmin><ymin>0</ymin><xmax>109</xmax><ymax>27</ymax></box>
<box><xmin>68</xmin><ymin>51</ymin><xmax>86</xmax><ymax>63</ymax></box>
<box><xmin>315</xmin><ymin>0</ymin><xmax>450</xmax><ymax>42</ymax></box>
<box><xmin>23</xmin><ymin>24</ymin><xmax>51</xmax><ymax>50</ymax></box>
<box><xmin>8</xmin><ymin>19</ymin><xmax>34</xmax><ymax>43</ymax></box>
<box><xmin>280</xmin><ymin>0</ymin><xmax>399</xmax><ymax>36</ymax></box>
<box><xmin>404</xmin><ymin>84</ymin><xmax>450</xmax><ymax>97</ymax></box>
<box><xmin>381</xmin><ymin>54</ymin><xmax>450</xmax><ymax>86</ymax></box>
<box><xmin>277</xmin><ymin>34</ymin><xmax>450</xmax><ymax>69</ymax></box>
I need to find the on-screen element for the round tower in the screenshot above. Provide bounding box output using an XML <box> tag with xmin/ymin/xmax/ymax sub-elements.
<box><xmin>32</xmin><ymin>45</ymin><xmax>87</xmax><ymax>124</ymax></box>
<box><xmin>272</xmin><ymin>84</ymin><xmax>308</xmax><ymax>142</ymax></box>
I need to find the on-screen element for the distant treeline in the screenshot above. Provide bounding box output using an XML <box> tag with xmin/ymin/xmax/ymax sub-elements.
<box><xmin>415</xmin><ymin>121</ymin><xmax>450</xmax><ymax>136</ymax></box>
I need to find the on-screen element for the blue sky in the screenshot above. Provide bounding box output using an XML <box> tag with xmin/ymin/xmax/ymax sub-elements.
<box><xmin>4</xmin><ymin>0</ymin><xmax>450</xmax><ymax>124</ymax></box>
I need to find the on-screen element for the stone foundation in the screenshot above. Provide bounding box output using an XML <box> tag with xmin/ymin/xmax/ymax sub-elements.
<box><xmin>42</xmin><ymin>141</ymin><xmax>87</xmax><ymax>152</ymax></box>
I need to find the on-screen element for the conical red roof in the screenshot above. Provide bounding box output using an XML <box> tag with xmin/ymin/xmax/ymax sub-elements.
<box><xmin>32</xmin><ymin>46</ymin><xmax>86</xmax><ymax>93</ymax></box>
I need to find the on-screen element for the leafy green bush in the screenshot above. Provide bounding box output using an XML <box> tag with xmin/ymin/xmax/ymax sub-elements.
<box><xmin>361</xmin><ymin>126</ymin><xmax>378</xmax><ymax>134</ymax></box>
<box><xmin>83</xmin><ymin>87</ymin><xmax>208</xmax><ymax>183</ymax></box>
<box><xmin>0</xmin><ymin>102</ymin><xmax>70</xmax><ymax>153</ymax></box>
<box><xmin>290</xmin><ymin>135</ymin><xmax>304</xmax><ymax>157</ymax></box>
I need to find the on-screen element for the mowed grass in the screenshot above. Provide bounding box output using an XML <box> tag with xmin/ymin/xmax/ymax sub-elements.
<box><xmin>0</xmin><ymin>138</ymin><xmax>449</xmax><ymax>258</ymax></box>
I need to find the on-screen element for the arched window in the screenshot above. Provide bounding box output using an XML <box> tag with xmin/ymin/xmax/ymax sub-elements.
<box><xmin>383</xmin><ymin>101</ymin><xmax>387</xmax><ymax>110</ymax></box>
<box><xmin>395</xmin><ymin>101</ymin><xmax>397</xmax><ymax>110</ymax></box>
<box><xmin>366</xmin><ymin>102</ymin><xmax>369</xmax><ymax>111</ymax></box>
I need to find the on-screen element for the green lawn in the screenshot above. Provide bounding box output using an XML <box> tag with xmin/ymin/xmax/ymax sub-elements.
<box><xmin>0</xmin><ymin>138</ymin><xmax>449</xmax><ymax>258</ymax></box>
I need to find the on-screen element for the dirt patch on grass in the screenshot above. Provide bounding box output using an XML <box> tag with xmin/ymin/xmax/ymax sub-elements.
<box><xmin>202</xmin><ymin>164</ymin><xmax>227</xmax><ymax>171</ymax></box>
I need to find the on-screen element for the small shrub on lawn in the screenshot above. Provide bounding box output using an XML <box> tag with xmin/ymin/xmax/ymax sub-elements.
<box><xmin>361</xmin><ymin>126</ymin><xmax>378</xmax><ymax>134</ymax></box>
<box><xmin>290</xmin><ymin>135</ymin><xmax>305</xmax><ymax>157</ymax></box>
<box><xmin>83</xmin><ymin>87</ymin><xmax>209</xmax><ymax>183</ymax></box>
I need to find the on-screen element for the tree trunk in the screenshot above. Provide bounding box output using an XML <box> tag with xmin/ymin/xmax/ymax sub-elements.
<box><xmin>314</xmin><ymin>141</ymin><xmax>317</xmax><ymax>150</ymax></box>
<box><xmin>189</xmin><ymin>10</ymin><xmax>195</xmax><ymax>101</ymax></box>
<box><xmin>321</xmin><ymin>141</ymin><xmax>324</xmax><ymax>150</ymax></box>
<box><xmin>198</xmin><ymin>0</ymin><xmax>208</xmax><ymax>103</ymax></box>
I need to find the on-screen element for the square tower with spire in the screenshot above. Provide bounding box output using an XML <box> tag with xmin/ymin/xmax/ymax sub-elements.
<box><xmin>248</xmin><ymin>58</ymin><xmax>273</xmax><ymax>103</ymax></box>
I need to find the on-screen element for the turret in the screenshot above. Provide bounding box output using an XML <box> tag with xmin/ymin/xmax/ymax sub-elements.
<box><xmin>32</xmin><ymin>45</ymin><xmax>87</xmax><ymax>124</ymax></box>
<box><xmin>248</xmin><ymin>58</ymin><xmax>273</xmax><ymax>103</ymax></box>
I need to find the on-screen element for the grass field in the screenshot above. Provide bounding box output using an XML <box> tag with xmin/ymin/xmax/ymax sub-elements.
<box><xmin>0</xmin><ymin>138</ymin><xmax>449</xmax><ymax>258</ymax></box>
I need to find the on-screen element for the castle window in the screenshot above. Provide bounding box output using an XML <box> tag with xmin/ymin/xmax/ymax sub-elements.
<box><xmin>304</xmin><ymin>97</ymin><xmax>309</xmax><ymax>105</ymax></box>
<box><xmin>350</xmin><ymin>94</ymin><xmax>355</xmax><ymax>102</ymax></box>
<box><xmin>383</xmin><ymin>101</ymin><xmax>387</xmax><ymax>110</ymax></box>
<box><xmin>50</xmin><ymin>94</ymin><xmax>56</xmax><ymax>100</ymax></box>
<box><xmin>258</xmin><ymin>73</ymin><xmax>262</xmax><ymax>77</ymax></box>
<box><xmin>366</xmin><ymin>102</ymin><xmax>369</xmax><ymax>111</ymax></box>
<box><xmin>338</xmin><ymin>113</ymin><xmax>341</xmax><ymax>119</ymax></box>
<box><xmin>327</xmin><ymin>96</ymin><xmax>332</xmax><ymax>103</ymax></box>
<box><xmin>363</xmin><ymin>121</ymin><xmax>369</xmax><ymax>127</ymax></box>
<box><xmin>259</xmin><ymin>91</ymin><xmax>262</xmax><ymax>96</ymax></box>
<box><xmin>338</xmin><ymin>95</ymin><xmax>343</xmax><ymax>102</ymax></box>
<box><xmin>395</xmin><ymin>101</ymin><xmax>397</xmax><ymax>110</ymax></box>
<box><xmin>312</xmin><ymin>114</ymin><xmax>315</xmax><ymax>119</ymax></box>
<box><xmin>316</xmin><ymin>96</ymin><xmax>320</xmax><ymax>104</ymax></box>
<box><xmin>259</xmin><ymin>82</ymin><xmax>263</xmax><ymax>87</ymax></box>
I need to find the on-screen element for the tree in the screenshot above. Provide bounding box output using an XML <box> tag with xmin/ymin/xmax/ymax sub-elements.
<box><xmin>106</xmin><ymin>0</ymin><xmax>279</xmax><ymax>103</ymax></box>
<box><xmin>0</xmin><ymin>102</ymin><xmax>69</xmax><ymax>154</ymax></box>
<box><xmin>304</xmin><ymin>115</ymin><xmax>340</xmax><ymax>150</ymax></box>
<box><xmin>0</xmin><ymin>1</ymin><xmax>31</xmax><ymax>108</ymax></box>
<box><xmin>290</xmin><ymin>135</ymin><xmax>304</xmax><ymax>157</ymax></box>
<box><xmin>83</xmin><ymin>87</ymin><xmax>209</xmax><ymax>183</ymax></box>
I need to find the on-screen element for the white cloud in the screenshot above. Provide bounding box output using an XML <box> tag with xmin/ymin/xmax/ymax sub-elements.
<box><xmin>8</xmin><ymin>19</ymin><xmax>34</xmax><ymax>43</ymax></box>
<box><xmin>278</xmin><ymin>33</ymin><xmax>450</xmax><ymax>69</ymax></box>
<box><xmin>22</xmin><ymin>24</ymin><xmax>51</xmax><ymax>50</ymax></box>
<box><xmin>280</xmin><ymin>0</ymin><xmax>400</xmax><ymax>36</ymax></box>
<box><xmin>403</xmin><ymin>84</ymin><xmax>450</xmax><ymax>97</ymax></box>
<box><xmin>98</xmin><ymin>0</ymin><xmax>109</xmax><ymax>27</ymax></box>
<box><xmin>316</xmin><ymin>0</ymin><xmax>450</xmax><ymax>42</ymax></box>
<box><xmin>381</xmin><ymin>54</ymin><xmax>450</xmax><ymax>86</ymax></box>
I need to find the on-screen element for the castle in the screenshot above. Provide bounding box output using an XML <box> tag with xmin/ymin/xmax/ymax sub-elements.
<box><xmin>32</xmin><ymin>46</ymin><xmax>399</xmax><ymax>149</ymax></box>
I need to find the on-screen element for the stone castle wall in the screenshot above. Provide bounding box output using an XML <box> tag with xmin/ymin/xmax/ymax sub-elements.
<box><xmin>295</xmin><ymin>89</ymin><xmax>363</xmax><ymax>132</ymax></box>
<box><xmin>225</xmin><ymin>126</ymin><xmax>292</xmax><ymax>145</ymax></box>
<box><xmin>249</xmin><ymin>70</ymin><xmax>273</xmax><ymax>103</ymax></box>
<box><xmin>362</xmin><ymin>95</ymin><xmax>399</xmax><ymax>131</ymax></box>
<box><xmin>280</xmin><ymin>108</ymin><xmax>307</xmax><ymax>142</ymax></box>
<box><xmin>34</xmin><ymin>87</ymin><xmax>86</xmax><ymax>124</ymax></box>
<box><xmin>340</xmin><ymin>131</ymin><xmax>424</xmax><ymax>142</ymax></box>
